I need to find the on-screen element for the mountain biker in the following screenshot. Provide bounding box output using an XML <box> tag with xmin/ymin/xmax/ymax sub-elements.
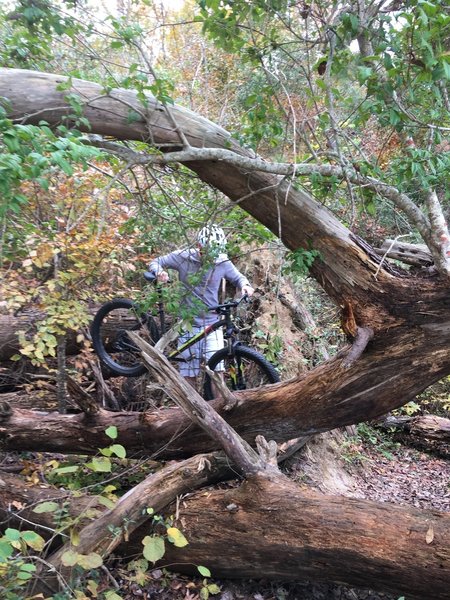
<box><xmin>148</xmin><ymin>224</ymin><xmax>254</xmax><ymax>389</ymax></box>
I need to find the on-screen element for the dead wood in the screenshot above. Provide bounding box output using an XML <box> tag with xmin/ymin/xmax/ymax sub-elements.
<box><xmin>375</xmin><ymin>239</ymin><xmax>433</xmax><ymax>267</ymax></box>
<box><xmin>2</xmin><ymin>69</ymin><xmax>450</xmax><ymax>454</ymax></box>
<box><xmin>29</xmin><ymin>453</ymin><xmax>231</xmax><ymax>596</ymax></box>
<box><xmin>3</xmin><ymin>463</ymin><xmax>449</xmax><ymax>600</ymax></box>
<box><xmin>0</xmin><ymin>470</ymin><xmax>106</xmax><ymax>535</ymax></box>
<box><xmin>66</xmin><ymin>375</ymin><xmax>99</xmax><ymax>414</ymax></box>
<box><xmin>122</xmin><ymin>474</ymin><xmax>450</xmax><ymax>600</ymax></box>
<box><xmin>341</xmin><ymin>326</ymin><xmax>374</xmax><ymax>368</ymax></box>
<box><xmin>130</xmin><ymin>332</ymin><xmax>279</xmax><ymax>477</ymax></box>
<box><xmin>0</xmin><ymin>309</ymin><xmax>98</xmax><ymax>362</ymax></box>
<box><xmin>1</xmin><ymin>326</ymin><xmax>450</xmax><ymax>459</ymax></box>
<box><xmin>376</xmin><ymin>414</ymin><xmax>450</xmax><ymax>443</ymax></box>
<box><xmin>88</xmin><ymin>358</ymin><xmax>121</xmax><ymax>411</ymax></box>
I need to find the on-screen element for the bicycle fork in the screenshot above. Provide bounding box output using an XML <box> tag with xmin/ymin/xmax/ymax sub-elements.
<box><xmin>225</xmin><ymin>333</ymin><xmax>246</xmax><ymax>391</ymax></box>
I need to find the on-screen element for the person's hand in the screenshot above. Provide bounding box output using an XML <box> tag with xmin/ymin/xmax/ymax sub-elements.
<box><xmin>157</xmin><ymin>270</ymin><xmax>170</xmax><ymax>283</ymax></box>
<box><xmin>241</xmin><ymin>285</ymin><xmax>255</xmax><ymax>297</ymax></box>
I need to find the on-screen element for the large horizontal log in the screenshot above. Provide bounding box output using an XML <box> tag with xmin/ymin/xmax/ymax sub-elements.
<box><xmin>3</xmin><ymin>468</ymin><xmax>449</xmax><ymax>599</ymax></box>
<box><xmin>1</xmin><ymin>322</ymin><xmax>450</xmax><ymax>458</ymax></box>
<box><xmin>130</xmin><ymin>475</ymin><xmax>450</xmax><ymax>600</ymax></box>
<box><xmin>0</xmin><ymin>311</ymin><xmax>87</xmax><ymax>362</ymax></box>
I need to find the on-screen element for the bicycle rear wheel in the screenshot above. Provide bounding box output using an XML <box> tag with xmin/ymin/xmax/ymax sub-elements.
<box><xmin>203</xmin><ymin>344</ymin><xmax>280</xmax><ymax>401</ymax></box>
<box><xmin>91</xmin><ymin>298</ymin><xmax>160</xmax><ymax>377</ymax></box>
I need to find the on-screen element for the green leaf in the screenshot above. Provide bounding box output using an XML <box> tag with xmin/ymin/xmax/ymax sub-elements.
<box><xmin>0</xmin><ymin>539</ymin><xmax>13</xmax><ymax>560</ymax></box>
<box><xmin>21</xmin><ymin>530</ymin><xmax>45</xmax><ymax>551</ymax></box>
<box><xmin>365</xmin><ymin>201</ymin><xmax>376</xmax><ymax>216</ymax></box>
<box><xmin>87</xmin><ymin>457</ymin><xmax>112</xmax><ymax>472</ymax></box>
<box><xmin>207</xmin><ymin>583</ymin><xmax>221</xmax><ymax>595</ymax></box>
<box><xmin>142</xmin><ymin>535</ymin><xmax>165</xmax><ymax>563</ymax></box>
<box><xmin>98</xmin><ymin>496</ymin><xmax>116</xmax><ymax>509</ymax></box>
<box><xmin>442</xmin><ymin>60</ymin><xmax>450</xmax><ymax>80</ymax></box>
<box><xmin>166</xmin><ymin>527</ymin><xmax>188</xmax><ymax>548</ymax></box>
<box><xmin>197</xmin><ymin>565</ymin><xmax>211</xmax><ymax>577</ymax></box>
<box><xmin>200</xmin><ymin>587</ymin><xmax>210</xmax><ymax>600</ymax></box>
<box><xmin>105</xmin><ymin>425</ymin><xmax>118</xmax><ymax>439</ymax></box>
<box><xmin>52</xmin><ymin>465</ymin><xmax>79</xmax><ymax>474</ymax></box>
<box><xmin>16</xmin><ymin>570</ymin><xmax>34</xmax><ymax>580</ymax></box>
<box><xmin>33</xmin><ymin>501</ymin><xmax>59</xmax><ymax>514</ymax></box>
<box><xmin>4</xmin><ymin>528</ymin><xmax>21</xmax><ymax>542</ymax></box>
<box><xmin>109</xmin><ymin>444</ymin><xmax>126</xmax><ymax>458</ymax></box>
<box><xmin>19</xmin><ymin>563</ymin><xmax>36</xmax><ymax>573</ymax></box>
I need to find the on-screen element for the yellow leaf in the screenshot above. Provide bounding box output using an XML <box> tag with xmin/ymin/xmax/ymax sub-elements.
<box><xmin>426</xmin><ymin>526</ymin><xmax>434</xmax><ymax>544</ymax></box>
<box><xmin>87</xmin><ymin>580</ymin><xmax>99</xmax><ymax>597</ymax></box>
<box><xmin>166</xmin><ymin>527</ymin><xmax>189</xmax><ymax>548</ymax></box>
<box><xmin>76</xmin><ymin>552</ymin><xmax>103</xmax><ymax>569</ymax></box>
<box><xmin>61</xmin><ymin>550</ymin><xmax>78</xmax><ymax>566</ymax></box>
<box><xmin>70</xmin><ymin>528</ymin><xmax>80</xmax><ymax>547</ymax></box>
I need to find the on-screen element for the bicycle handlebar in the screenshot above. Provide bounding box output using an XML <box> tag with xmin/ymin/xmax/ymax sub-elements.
<box><xmin>144</xmin><ymin>270</ymin><xmax>171</xmax><ymax>284</ymax></box>
<box><xmin>144</xmin><ymin>271</ymin><xmax>250</xmax><ymax>311</ymax></box>
<box><xmin>209</xmin><ymin>294</ymin><xmax>249</xmax><ymax>313</ymax></box>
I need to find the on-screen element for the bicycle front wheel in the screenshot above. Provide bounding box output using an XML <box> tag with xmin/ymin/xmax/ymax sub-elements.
<box><xmin>91</xmin><ymin>298</ymin><xmax>160</xmax><ymax>377</ymax></box>
<box><xmin>203</xmin><ymin>345</ymin><xmax>280</xmax><ymax>401</ymax></box>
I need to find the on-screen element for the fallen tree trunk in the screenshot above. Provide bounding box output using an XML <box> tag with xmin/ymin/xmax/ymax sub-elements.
<box><xmin>1</xmin><ymin>325</ymin><xmax>449</xmax><ymax>458</ymax></box>
<box><xmin>0</xmin><ymin>470</ymin><xmax>106</xmax><ymax>534</ymax></box>
<box><xmin>377</xmin><ymin>414</ymin><xmax>450</xmax><ymax>443</ymax></box>
<box><xmin>0</xmin><ymin>310</ymin><xmax>93</xmax><ymax>362</ymax></box>
<box><xmin>3</xmin><ymin>467</ymin><xmax>448</xmax><ymax>600</ymax></box>
<box><xmin>375</xmin><ymin>239</ymin><xmax>433</xmax><ymax>267</ymax></box>
<box><xmin>134</xmin><ymin>475</ymin><xmax>450</xmax><ymax>600</ymax></box>
<box><xmin>27</xmin><ymin>453</ymin><xmax>231</xmax><ymax>596</ymax></box>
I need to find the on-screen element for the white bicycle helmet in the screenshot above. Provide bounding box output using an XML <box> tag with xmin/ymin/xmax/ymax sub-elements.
<box><xmin>197</xmin><ymin>224</ymin><xmax>227</xmax><ymax>248</ymax></box>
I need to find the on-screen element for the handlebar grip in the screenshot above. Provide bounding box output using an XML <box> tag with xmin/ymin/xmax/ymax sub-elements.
<box><xmin>144</xmin><ymin>270</ymin><xmax>171</xmax><ymax>284</ymax></box>
<box><xmin>144</xmin><ymin>271</ymin><xmax>157</xmax><ymax>283</ymax></box>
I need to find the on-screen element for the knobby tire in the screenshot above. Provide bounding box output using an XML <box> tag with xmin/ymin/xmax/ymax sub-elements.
<box><xmin>91</xmin><ymin>298</ymin><xmax>159</xmax><ymax>377</ymax></box>
<box><xmin>203</xmin><ymin>345</ymin><xmax>280</xmax><ymax>401</ymax></box>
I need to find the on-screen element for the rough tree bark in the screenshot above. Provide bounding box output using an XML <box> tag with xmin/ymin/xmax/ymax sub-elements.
<box><xmin>2</xmin><ymin>341</ymin><xmax>449</xmax><ymax>600</ymax></box>
<box><xmin>377</xmin><ymin>414</ymin><xmax>450</xmax><ymax>444</ymax></box>
<box><xmin>3</xmin><ymin>466</ymin><xmax>449</xmax><ymax>600</ymax></box>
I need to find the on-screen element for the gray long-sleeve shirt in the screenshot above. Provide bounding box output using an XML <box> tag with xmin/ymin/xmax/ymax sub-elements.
<box><xmin>149</xmin><ymin>249</ymin><xmax>250</xmax><ymax>326</ymax></box>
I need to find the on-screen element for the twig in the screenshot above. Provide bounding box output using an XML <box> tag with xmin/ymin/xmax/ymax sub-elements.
<box><xmin>373</xmin><ymin>234</ymin><xmax>411</xmax><ymax>280</ymax></box>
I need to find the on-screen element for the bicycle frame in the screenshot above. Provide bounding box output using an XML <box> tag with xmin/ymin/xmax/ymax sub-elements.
<box><xmin>168</xmin><ymin>318</ymin><xmax>237</xmax><ymax>359</ymax></box>
<box><xmin>149</xmin><ymin>278</ymin><xmax>242</xmax><ymax>364</ymax></box>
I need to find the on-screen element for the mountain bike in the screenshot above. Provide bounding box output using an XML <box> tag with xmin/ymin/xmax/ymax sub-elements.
<box><xmin>91</xmin><ymin>271</ymin><xmax>280</xmax><ymax>401</ymax></box>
